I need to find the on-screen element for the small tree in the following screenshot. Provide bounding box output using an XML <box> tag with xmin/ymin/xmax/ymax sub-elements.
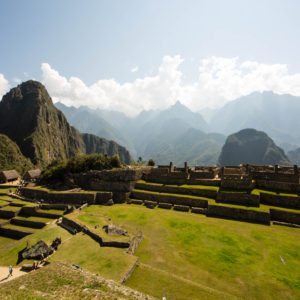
<box><xmin>148</xmin><ymin>159</ymin><xmax>155</xmax><ymax>166</ymax></box>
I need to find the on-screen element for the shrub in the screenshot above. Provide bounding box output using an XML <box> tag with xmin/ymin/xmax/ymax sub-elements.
<box><xmin>42</xmin><ymin>154</ymin><xmax>121</xmax><ymax>181</ymax></box>
<box><xmin>148</xmin><ymin>159</ymin><xmax>155</xmax><ymax>166</ymax></box>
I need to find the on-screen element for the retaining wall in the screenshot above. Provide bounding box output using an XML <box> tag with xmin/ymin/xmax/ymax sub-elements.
<box><xmin>19</xmin><ymin>207</ymin><xmax>61</xmax><ymax>219</ymax></box>
<box><xmin>260</xmin><ymin>193</ymin><xmax>300</xmax><ymax>209</ymax></box>
<box><xmin>145</xmin><ymin>176</ymin><xmax>187</xmax><ymax>185</ymax></box>
<box><xmin>135</xmin><ymin>182</ymin><xmax>217</xmax><ymax>199</ymax></box>
<box><xmin>221</xmin><ymin>179</ymin><xmax>254</xmax><ymax>190</ymax></box>
<box><xmin>11</xmin><ymin>218</ymin><xmax>46</xmax><ymax>229</ymax></box>
<box><xmin>190</xmin><ymin>171</ymin><xmax>215</xmax><ymax>179</ymax></box>
<box><xmin>95</xmin><ymin>192</ymin><xmax>113</xmax><ymax>204</ymax></box>
<box><xmin>131</xmin><ymin>190</ymin><xmax>208</xmax><ymax>208</ymax></box>
<box><xmin>188</xmin><ymin>179</ymin><xmax>220</xmax><ymax>186</ymax></box>
<box><xmin>207</xmin><ymin>204</ymin><xmax>270</xmax><ymax>225</ymax></box>
<box><xmin>256</xmin><ymin>180</ymin><xmax>300</xmax><ymax>193</ymax></box>
<box><xmin>20</xmin><ymin>187</ymin><xmax>97</xmax><ymax>205</ymax></box>
<box><xmin>270</xmin><ymin>209</ymin><xmax>300</xmax><ymax>225</ymax></box>
<box><xmin>216</xmin><ymin>192</ymin><xmax>260</xmax><ymax>207</ymax></box>
<box><xmin>0</xmin><ymin>227</ymin><xmax>32</xmax><ymax>239</ymax></box>
<box><xmin>113</xmin><ymin>192</ymin><xmax>130</xmax><ymax>203</ymax></box>
<box><xmin>0</xmin><ymin>210</ymin><xmax>17</xmax><ymax>219</ymax></box>
<box><xmin>61</xmin><ymin>217</ymin><xmax>130</xmax><ymax>248</ymax></box>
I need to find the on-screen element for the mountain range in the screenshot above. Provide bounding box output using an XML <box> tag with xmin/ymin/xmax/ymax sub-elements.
<box><xmin>0</xmin><ymin>80</ymin><xmax>298</xmax><ymax>170</ymax></box>
<box><xmin>56</xmin><ymin>91</ymin><xmax>300</xmax><ymax>165</ymax></box>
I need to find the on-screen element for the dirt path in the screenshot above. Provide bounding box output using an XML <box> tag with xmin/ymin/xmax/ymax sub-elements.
<box><xmin>139</xmin><ymin>263</ymin><xmax>237</xmax><ymax>299</ymax></box>
<box><xmin>0</xmin><ymin>267</ymin><xmax>27</xmax><ymax>284</ymax></box>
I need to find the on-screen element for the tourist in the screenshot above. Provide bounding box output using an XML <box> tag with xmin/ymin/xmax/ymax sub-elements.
<box><xmin>8</xmin><ymin>265</ymin><xmax>13</xmax><ymax>277</ymax></box>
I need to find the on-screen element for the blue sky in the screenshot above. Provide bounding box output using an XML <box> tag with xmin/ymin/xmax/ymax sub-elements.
<box><xmin>1</xmin><ymin>0</ymin><xmax>300</xmax><ymax>115</ymax></box>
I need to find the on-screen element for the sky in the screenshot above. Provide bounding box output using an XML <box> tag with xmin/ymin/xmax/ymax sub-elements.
<box><xmin>1</xmin><ymin>0</ymin><xmax>300</xmax><ymax>116</ymax></box>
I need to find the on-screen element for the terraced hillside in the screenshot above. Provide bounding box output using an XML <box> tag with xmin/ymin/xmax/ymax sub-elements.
<box><xmin>0</xmin><ymin>183</ymin><xmax>299</xmax><ymax>299</ymax></box>
<box><xmin>65</xmin><ymin>204</ymin><xmax>300</xmax><ymax>300</ymax></box>
<box><xmin>0</xmin><ymin>187</ymin><xmax>65</xmax><ymax>241</ymax></box>
<box><xmin>131</xmin><ymin>180</ymin><xmax>300</xmax><ymax>227</ymax></box>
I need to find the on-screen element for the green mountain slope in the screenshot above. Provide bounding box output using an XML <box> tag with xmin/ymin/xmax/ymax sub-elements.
<box><xmin>0</xmin><ymin>134</ymin><xmax>33</xmax><ymax>173</ymax></box>
<box><xmin>287</xmin><ymin>148</ymin><xmax>300</xmax><ymax>165</ymax></box>
<box><xmin>219</xmin><ymin>128</ymin><xmax>290</xmax><ymax>166</ymax></box>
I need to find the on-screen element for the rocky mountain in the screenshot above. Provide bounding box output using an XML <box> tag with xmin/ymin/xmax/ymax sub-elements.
<box><xmin>210</xmin><ymin>92</ymin><xmax>300</xmax><ymax>151</ymax></box>
<box><xmin>82</xmin><ymin>133</ymin><xmax>130</xmax><ymax>163</ymax></box>
<box><xmin>218</xmin><ymin>128</ymin><xmax>290</xmax><ymax>166</ymax></box>
<box><xmin>0</xmin><ymin>81</ymin><xmax>131</xmax><ymax>167</ymax></box>
<box><xmin>0</xmin><ymin>134</ymin><xmax>33</xmax><ymax>173</ymax></box>
<box><xmin>287</xmin><ymin>148</ymin><xmax>300</xmax><ymax>165</ymax></box>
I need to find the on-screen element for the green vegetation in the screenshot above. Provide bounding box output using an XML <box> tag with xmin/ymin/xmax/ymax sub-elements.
<box><xmin>147</xmin><ymin>159</ymin><xmax>155</xmax><ymax>166</ymax></box>
<box><xmin>219</xmin><ymin>128</ymin><xmax>290</xmax><ymax>165</ymax></box>
<box><xmin>0</xmin><ymin>134</ymin><xmax>32</xmax><ymax>174</ymax></box>
<box><xmin>72</xmin><ymin>205</ymin><xmax>300</xmax><ymax>299</ymax></box>
<box><xmin>0</xmin><ymin>262</ymin><xmax>146</xmax><ymax>300</ymax></box>
<box><xmin>50</xmin><ymin>234</ymin><xmax>136</xmax><ymax>281</ymax></box>
<box><xmin>42</xmin><ymin>153</ymin><xmax>121</xmax><ymax>181</ymax></box>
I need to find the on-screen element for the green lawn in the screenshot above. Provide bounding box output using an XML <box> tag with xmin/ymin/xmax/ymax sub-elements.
<box><xmin>49</xmin><ymin>233</ymin><xmax>136</xmax><ymax>282</ymax></box>
<box><xmin>69</xmin><ymin>207</ymin><xmax>131</xmax><ymax>243</ymax></box>
<box><xmin>80</xmin><ymin>204</ymin><xmax>300</xmax><ymax>300</ymax></box>
<box><xmin>13</xmin><ymin>215</ymin><xmax>54</xmax><ymax>223</ymax></box>
<box><xmin>0</xmin><ymin>202</ymin><xmax>299</xmax><ymax>299</ymax></box>
<box><xmin>0</xmin><ymin>223</ymin><xmax>72</xmax><ymax>266</ymax></box>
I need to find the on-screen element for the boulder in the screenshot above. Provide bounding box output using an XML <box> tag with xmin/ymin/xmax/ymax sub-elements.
<box><xmin>22</xmin><ymin>240</ymin><xmax>53</xmax><ymax>260</ymax></box>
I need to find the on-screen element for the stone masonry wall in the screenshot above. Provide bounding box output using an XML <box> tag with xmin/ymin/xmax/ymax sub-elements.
<box><xmin>207</xmin><ymin>204</ymin><xmax>270</xmax><ymax>225</ymax></box>
<box><xmin>216</xmin><ymin>192</ymin><xmax>260</xmax><ymax>207</ymax></box>
<box><xmin>135</xmin><ymin>182</ymin><xmax>217</xmax><ymax>199</ymax></box>
<box><xmin>131</xmin><ymin>190</ymin><xmax>208</xmax><ymax>208</ymax></box>
<box><xmin>270</xmin><ymin>208</ymin><xmax>300</xmax><ymax>225</ymax></box>
<box><xmin>260</xmin><ymin>192</ymin><xmax>300</xmax><ymax>209</ymax></box>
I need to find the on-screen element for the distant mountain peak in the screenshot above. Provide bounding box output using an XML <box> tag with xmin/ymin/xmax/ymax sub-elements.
<box><xmin>170</xmin><ymin>100</ymin><xmax>187</xmax><ymax>109</ymax></box>
<box><xmin>219</xmin><ymin>128</ymin><xmax>290</xmax><ymax>165</ymax></box>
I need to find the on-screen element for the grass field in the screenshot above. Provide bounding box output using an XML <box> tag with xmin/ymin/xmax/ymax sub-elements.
<box><xmin>0</xmin><ymin>262</ymin><xmax>150</xmax><ymax>300</ymax></box>
<box><xmin>73</xmin><ymin>204</ymin><xmax>300</xmax><ymax>300</ymax></box>
<box><xmin>0</xmin><ymin>198</ymin><xmax>299</xmax><ymax>299</ymax></box>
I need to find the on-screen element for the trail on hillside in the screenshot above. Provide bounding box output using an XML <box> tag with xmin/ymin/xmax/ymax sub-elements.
<box><xmin>139</xmin><ymin>263</ymin><xmax>238</xmax><ymax>299</ymax></box>
<box><xmin>0</xmin><ymin>267</ymin><xmax>26</xmax><ymax>284</ymax></box>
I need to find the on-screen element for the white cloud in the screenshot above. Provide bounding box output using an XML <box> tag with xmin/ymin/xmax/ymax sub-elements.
<box><xmin>0</xmin><ymin>74</ymin><xmax>9</xmax><ymax>99</ymax></box>
<box><xmin>130</xmin><ymin>66</ymin><xmax>139</xmax><ymax>73</ymax></box>
<box><xmin>40</xmin><ymin>56</ymin><xmax>300</xmax><ymax>116</ymax></box>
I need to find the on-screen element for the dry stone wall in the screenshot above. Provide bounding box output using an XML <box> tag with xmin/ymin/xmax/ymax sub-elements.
<box><xmin>260</xmin><ymin>192</ymin><xmax>300</xmax><ymax>209</ymax></box>
<box><xmin>270</xmin><ymin>209</ymin><xmax>300</xmax><ymax>225</ymax></box>
<box><xmin>216</xmin><ymin>192</ymin><xmax>260</xmax><ymax>207</ymax></box>
<box><xmin>207</xmin><ymin>204</ymin><xmax>270</xmax><ymax>225</ymax></box>
<box><xmin>20</xmin><ymin>187</ymin><xmax>112</xmax><ymax>205</ymax></box>
<box><xmin>256</xmin><ymin>180</ymin><xmax>300</xmax><ymax>193</ymax></box>
<box><xmin>135</xmin><ymin>182</ymin><xmax>217</xmax><ymax>199</ymax></box>
<box><xmin>131</xmin><ymin>190</ymin><xmax>208</xmax><ymax>208</ymax></box>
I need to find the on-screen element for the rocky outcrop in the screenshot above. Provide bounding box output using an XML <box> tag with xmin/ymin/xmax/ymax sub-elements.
<box><xmin>219</xmin><ymin>129</ymin><xmax>290</xmax><ymax>166</ymax></box>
